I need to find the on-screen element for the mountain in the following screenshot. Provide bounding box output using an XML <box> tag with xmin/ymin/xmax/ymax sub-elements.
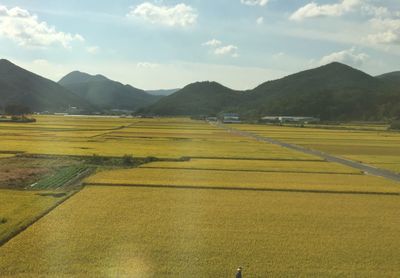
<box><xmin>59</xmin><ymin>71</ymin><xmax>161</xmax><ymax>111</ymax></box>
<box><xmin>147</xmin><ymin>89</ymin><xmax>180</xmax><ymax>96</ymax></box>
<box><xmin>59</xmin><ymin>71</ymin><xmax>109</xmax><ymax>85</ymax></box>
<box><xmin>0</xmin><ymin>59</ymin><xmax>93</xmax><ymax>112</ymax></box>
<box><xmin>376</xmin><ymin>72</ymin><xmax>400</xmax><ymax>86</ymax></box>
<box><xmin>2</xmin><ymin>59</ymin><xmax>399</xmax><ymax>120</ymax></box>
<box><xmin>139</xmin><ymin>81</ymin><xmax>243</xmax><ymax>116</ymax></box>
<box><xmin>245</xmin><ymin>62</ymin><xmax>390</xmax><ymax>120</ymax></box>
<box><xmin>139</xmin><ymin>62</ymin><xmax>400</xmax><ymax>121</ymax></box>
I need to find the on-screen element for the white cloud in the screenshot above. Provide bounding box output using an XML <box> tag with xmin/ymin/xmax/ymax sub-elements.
<box><xmin>256</xmin><ymin>17</ymin><xmax>264</xmax><ymax>25</ymax></box>
<box><xmin>241</xmin><ymin>0</ymin><xmax>269</xmax><ymax>6</ymax></box>
<box><xmin>214</xmin><ymin>45</ymin><xmax>239</xmax><ymax>57</ymax></box>
<box><xmin>202</xmin><ymin>39</ymin><xmax>222</xmax><ymax>47</ymax></box>
<box><xmin>361</xmin><ymin>4</ymin><xmax>390</xmax><ymax>18</ymax></box>
<box><xmin>318</xmin><ymin>48</ymin><xmax>368</xmax><ymax>67</ymax></box>
<box><xmin>128</xmin><ymin>2</ymin><xmax>197</xmax><ymax>27</ymax></box>
<box><xmin>367</xmin><ymin>31</ymin><xmax>399</xmax><ymax>44</ymax></box>
<box><xmin>290</xmin><ymin>0</ymin><xmax>361</xmax><ymax>21</ymax></box>
<box><xmin>203</xmin><ymin>38</ymin><xmax>239</xmax><ymax>58</ymax></box>
<box><xmin>86</xmin><ymin>46</ymin><xmax>100</xmax><ymax>54</ymax></box>
<box><xmin>367</xmin><ymin>18</ymin><xmax>400</xmax><ymax>44</ymax></box>
<box><xmin>136</xmin><ymin>62</ymin><xmax>160</xmax><ymax>68</ymax></box>
<box><xmin>0</xmin><ymin>5</ymin><xmax>84</xmax><ymax>48</ymax></box>
<box><xmin>203</xmin><ymin>39</ymin><xmax>239</xmax><ymax>58</ymax></box>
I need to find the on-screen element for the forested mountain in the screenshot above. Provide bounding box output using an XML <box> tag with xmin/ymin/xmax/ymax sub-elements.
<box><xmin>0</xmin><ymin>59</ymin><xmax>93</xmax><ymax>112</ymax></box>
<box><xmin>139</xmin><ymin>81</ymin><xmax>243</xmax><ymax>116</ymax></box>
<box><xmin>59</xmin><ymin>71</ymin><xmax>161</xmax><ymax>111</ymax></box>
<box><xmin>140</xmin><ymin>63</ymin><xmax>400</xmax><ymax>121</ymax></box>
<box><xmin>1</xmin><ymin>59</ymin><xmax>399</xmax><ymax>120</ymax></box>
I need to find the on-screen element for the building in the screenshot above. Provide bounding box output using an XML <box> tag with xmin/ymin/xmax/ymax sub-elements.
<box><xmin>65</xmin><ymin>106</ymin><xmax>82</xmax><ymax>115</ymax></box>
<box><xmin>261</xmin><ymin>116</ymin><xmax>320</xmax><ymax>124</ymax></box>
<box><xmin>222</xmin><ymin>113</ymin><xmax>241</xmax><ymax>124</ymax></box>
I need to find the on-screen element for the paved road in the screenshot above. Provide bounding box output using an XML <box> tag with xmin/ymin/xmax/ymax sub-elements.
<box><xmin>217</xmin><ymin>123</ymin><xmax>400</xmax><ymax>183</ymax></box>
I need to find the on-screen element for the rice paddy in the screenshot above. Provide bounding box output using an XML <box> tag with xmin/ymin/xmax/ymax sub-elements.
<box><xmin>141</xmin><ymin>158</ymin><xmax>361</xmax><ymax>174</ymax></box>
<box><xmin>0</xmin><ymin>116</ymin><xmax>319</xmax><ymax>160</ymax></box>
<box><xmin>0</xmin><ymin>189</ymin><xmax>69</xmax><ymax>245</ymax></box>
<box><xmin>0</xmin><ymin>186</ymin><xmax>399</xmax><ymax>277</ymax></box>
<box><xmin>0</xmin><ymin>154</ymin><xmax>15</xmax><ymax>159</ymax></box>
<box><xmin>235</xmin><ymin>124</ymin><xmax>400</xmax><ymax>174</ymax></box>
<box><xmin>0</xmin><ymin>116</ymin><xmax>399</xmax><ymax>277</ymax></box>
<box><xmin>86</xmin><ymin>164</ymin><xmax>400</xmax><ymax>194</ymax></box>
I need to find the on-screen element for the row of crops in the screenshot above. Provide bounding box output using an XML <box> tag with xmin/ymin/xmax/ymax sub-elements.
<box><xmin>30</xmin><ymin>166</ymin><xmax>89</xmax><ymax>190</ymax></box>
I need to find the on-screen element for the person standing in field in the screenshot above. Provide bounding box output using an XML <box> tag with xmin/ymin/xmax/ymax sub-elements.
<box><xmin>236</xmin><ymin>266</ymin><xmax>243</xmax><ymax>278</ymax></box>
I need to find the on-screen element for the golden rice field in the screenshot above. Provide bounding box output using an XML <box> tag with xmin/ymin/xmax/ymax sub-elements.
<box><xmin>0</xmin><ymin>154</ymin><xmax>15</xmax><ymax>158</ymax></box>
<box><xmin>0</xmin><ymin>189</ymin><xmax>66</xmax><ymax>244</ymax></box>
<box><xmin>142</xmin><ymin>158</ymin><xmax>361</xmax><ymax>174</ymax></box>
<box><xmin>308</xmin><ymin>122</ymin><xmax>389</xmax><ymax>131</ymax></box>
<box><xmin>1</xmin><ymin>116</ymin><xmax>400</xmax><ymax>277</ymax></box>
<box><xmin>85</xmin><ymin>165</ymin><xmax>400</xmax><ymax>194</ymax></box>
<box><xmin>0</xmin><ymin>186</ymin><xmax>399</xmax><ymax>277</ymax></box>
<box><xmin>235</xmin><ymin>124</ymin><xmax>400</xmax><ymax>173</ymax></box>
<box><xmin>0</xmin><ymin>116</ymin><xmax>319</xmax><ymax>160</ymax></box>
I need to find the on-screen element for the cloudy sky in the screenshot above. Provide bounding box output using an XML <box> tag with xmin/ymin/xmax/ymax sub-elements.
<box><xmin>0</xmin><ymin>0</ymin><xmax>399</xmax><ymax>90</ymax></box>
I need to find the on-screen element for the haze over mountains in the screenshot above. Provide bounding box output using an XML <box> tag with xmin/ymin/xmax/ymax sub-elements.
<box><xmin>0</xmin><ymin>58</ymin><xmax>399</xmax><ymax>121</ymax></box>
<box><xmin>146</xmin><ymin>89</ymin><xmax>180</xmax><ymax>96</ymax></box>
<box><xmin>58</xmin><ymin>71</ymin><xmax>161</xmax><ymax>111</ymax></box>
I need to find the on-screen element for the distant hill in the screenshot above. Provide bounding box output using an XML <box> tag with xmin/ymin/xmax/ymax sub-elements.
<box><xmin>0</xmin><ymin>59</ymin><xmax>93</xmax><ymax>112</ymax></box>
<box><xmin>376</xmin><ymin>72</ymin><xmax>400</xmax><ymax>86</ymax></box>
<box><xmin>59</xmin><ymin>71</ymin><xmax>161</xmax><ymax>111</ymax></box>
<box><xmin>139</xmin><ymin>81</ymin><xmax>243</xmax><ymax>116</ymax></box>
<box><xmin>245</xmin><ymin>62</ymin><xmax>392</xmax><ymax>120</ymax></box>
<box><xmin>146</xmin><ymin>89</ymin><xmax>180</xmax><ymax>96</ymax></box>
<box><xmin>2</xmin><ymin>59</ymin><xmax>399</xmax><ymax>120</ymax></box>
<box><xmin>139</xmin><ymin>62</ymin><xmax>400</xmax><ymax>121</ymax></box>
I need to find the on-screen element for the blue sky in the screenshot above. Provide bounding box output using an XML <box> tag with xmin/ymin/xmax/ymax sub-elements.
<box><xmin>0</xmin><ymin>0</ymin><xmax>399</xmax><ymax>89</ymax></box>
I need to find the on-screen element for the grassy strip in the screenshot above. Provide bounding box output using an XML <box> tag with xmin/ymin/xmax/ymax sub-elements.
<box><xmin>20</xmin><ymin>153</ymin><xmax>189</xmax><ymax>164</ymax></box>
<box><xmin>31</xmin><ymin>166</ymin><xmax>89</xmax><ymax>189</ymax></box>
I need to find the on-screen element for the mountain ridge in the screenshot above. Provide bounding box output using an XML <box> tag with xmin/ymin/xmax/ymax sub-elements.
<box><xmin>140</xmin><ymin>62</ymin><xmax>400</xmax><ymax>120</ymax></box>
<box><xmin>58</xmin><ymin>71</ymin><xmax>161</xmax><ymax>111</ymax></box>
<box><xmin>1</xmin><ymin>59</ymin><xmax>399</xmax><ymax>120</ymax></box>
<box><xmin>0</xmin><ymin>59</ymin><xmax>94</xmax><ymax>112</ymax></box>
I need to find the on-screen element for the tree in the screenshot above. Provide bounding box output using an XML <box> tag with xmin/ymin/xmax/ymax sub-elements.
<box><xmin>390</xmin><ymin>120</ymin><xmax>400</xmax><ymax>130</ymax></box>
<box><xmin>122</xmin><ymin>154</ymin><xmax>134</xmax><ymax>166</ymax></box>
<box><xmin>5</xmin><ymin>105</ymin><xmax>31</xmax><ymax>116</ymax></box>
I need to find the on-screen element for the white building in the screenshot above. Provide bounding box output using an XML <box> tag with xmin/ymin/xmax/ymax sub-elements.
<box><xmin>261</xmin><ymin>116</ymin><xmax>320</xmax><ymax>124</ymax></box>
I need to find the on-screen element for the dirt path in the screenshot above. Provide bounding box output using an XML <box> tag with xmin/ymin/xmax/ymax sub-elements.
<box><xmin>217</xmin><ymin>123</ymin><xmax>400</xmax><ymax>183</ymax></box>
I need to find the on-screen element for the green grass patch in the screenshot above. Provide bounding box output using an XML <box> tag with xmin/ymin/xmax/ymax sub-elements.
<box><xmin>31</xmin><ymin>166</ymin><xmax>88</xmax><ymax>190</ymax></box>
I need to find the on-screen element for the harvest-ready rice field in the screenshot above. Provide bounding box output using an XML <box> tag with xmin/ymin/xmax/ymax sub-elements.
<box><xmin>0</xmin><ymin>116</ymin><xmax>318</xmax><ymax>160</ymax></box>
<box><xmin>0</xmin><ymin>189</ymin><xmax>69</xmax><ymax>245</ymax></box>
<box><xmin>85</xmin><ymin>164</ymin><xmax>400</xmax><ymax>194</ymax></box>
<box><xmin>1</xmin><ymin>186</ymin><xmax>399</xmax><ymax>277</ymax></box>
<box><xmin>0</xmin><ymin>116</ymin><xmax>399</xmax><ymax>277</ymax></box>
<box><xmin>234</xmin><ymin>124</ymin><xmax>400</xmax><ymax>174</ymax></box>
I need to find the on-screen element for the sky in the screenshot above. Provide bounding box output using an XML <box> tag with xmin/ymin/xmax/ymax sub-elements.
<box><xmin>0</xmin><ymin>0</ymin><xmax>399</xmax><ymax>90</ymax></box>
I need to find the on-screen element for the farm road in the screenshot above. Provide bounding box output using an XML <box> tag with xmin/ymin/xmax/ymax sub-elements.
<box><xmin>217</xmin><ymin>123</ymin><xmax>400</xmax><ymax>183</ymax></box>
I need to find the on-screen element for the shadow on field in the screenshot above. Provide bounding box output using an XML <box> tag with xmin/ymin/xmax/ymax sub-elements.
<box><xmin>36</xmin><ymin>192</ymin><xmax>68</xmax><ymax>198</ymax></box>
<box><xmin>84</xmin><ymin>183</ymin><xmax>400</xmax><ymax>197</ymax></box>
